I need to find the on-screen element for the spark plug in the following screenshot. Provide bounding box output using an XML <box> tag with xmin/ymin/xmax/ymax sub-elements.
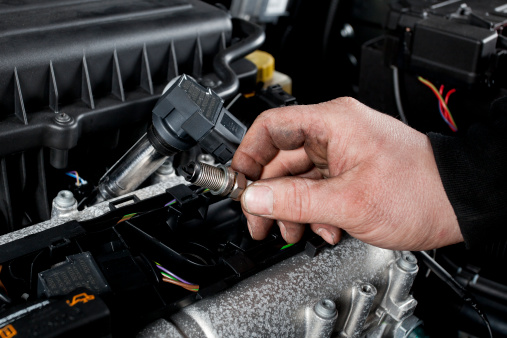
<box><xmin>179</xmin><ymin>161</ymin><xmax>250</xmax><ymax>201</ymax></box>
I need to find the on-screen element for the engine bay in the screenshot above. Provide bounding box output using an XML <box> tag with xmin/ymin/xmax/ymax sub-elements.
<box><xmin>0</xmin><ymin>0</ymin><xmax>506</xmax><ymax>337</ymax></box>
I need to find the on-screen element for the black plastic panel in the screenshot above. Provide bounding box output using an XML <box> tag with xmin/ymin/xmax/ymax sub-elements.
<box><xmin>0</xmin><ymin>0</ymin><xmax>232</xmax><ymax>156</ymax></box>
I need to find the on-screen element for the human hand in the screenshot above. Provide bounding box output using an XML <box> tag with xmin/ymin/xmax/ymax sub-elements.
<box><xmin>231</xmin><ymin>97</ymin><xmax>463</xmax><ymax>251</ymax></box>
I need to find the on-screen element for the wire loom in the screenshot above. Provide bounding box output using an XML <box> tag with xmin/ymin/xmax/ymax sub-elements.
<box><xmin>418</xmin><ymin>76</ymin><xmax>458</xmax><ymax>132</ymax></box>
<box><xmin>156</xmin><ymin>262</ymin><xmax>199</xmax><ymax>292</ymax></box>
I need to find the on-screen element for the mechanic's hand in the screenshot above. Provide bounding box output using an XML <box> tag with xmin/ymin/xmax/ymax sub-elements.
<box><xmin>231</xmin><ymin>97</ymin><xmax>463</xmax><ymax>251</ymax></box>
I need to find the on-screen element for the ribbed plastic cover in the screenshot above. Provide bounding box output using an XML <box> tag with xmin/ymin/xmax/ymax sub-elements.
<box><xmin>0</xmin><ymin>0</ymin><xmax>231</xmax><ymax>155</ymax></box>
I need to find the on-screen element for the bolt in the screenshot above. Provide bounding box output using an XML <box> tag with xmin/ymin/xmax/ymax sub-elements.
<box><xmin>197</xmin><ymin>153</ymin><xmax>215</xmax><ymax>166</ymax></box>
<box><xmin>398</xmin><ymin>253</ymin><xmax>418</xmax><ymax>272</ymax></box>
<box><xmin>54</xmin><ymin>190</ymin><xmax>76</xmax><ymax>208</ymax></box>
<box><xmin>156</xmin><ymin>159</ymin><xmax>175</xmax><ymax>175</ymax></box>
<box><xmin>314</xmin><ymin>299</ymin><xmax>337</xmax><ymax>319</ymax></box>
<box><xmin>54</xmin><ymin>112</ymin><xmax>73</xmax><ymax>124</ymax></box>
<box><xmin>340</xmin><ymin>23</ymin><xmax>354</xmax><ymax>38</ymax></box>
<box><xmin>201</xmin><ymin>78</ymin><xmax>216</xmax><ymax>88</ymax></box>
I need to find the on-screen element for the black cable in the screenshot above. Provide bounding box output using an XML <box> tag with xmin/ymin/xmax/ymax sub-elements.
<box><xmin>414</xmin><ymin>250</ymin><xmax>493</xmax><ymax>338</ymax></box>
<box><xmin>322</xmin><ymin>0</ymin><xmax>340</xmax><ymax>57</ymax></box>
<box><xmin>213</xmin><ymin>18</ymin><xmax>265</xmax><ymax>100</ymax></box>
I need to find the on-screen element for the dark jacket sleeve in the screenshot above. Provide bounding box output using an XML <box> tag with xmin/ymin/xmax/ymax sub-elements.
<box><xmin>428</xmin><ymin>97</ymin><xmax>507</xmax><ymax>258</ymax></box>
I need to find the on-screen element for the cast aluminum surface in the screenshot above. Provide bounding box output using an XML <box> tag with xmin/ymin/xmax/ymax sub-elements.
<box><xmin>138</xmin><ymin>236</ymin><xmax>417</xmax><ymax>337</ymax></box>
<box><xmin>0</xmin><ymin>176</ymin><xmax>186</xmax><ymax>246</ymax></box>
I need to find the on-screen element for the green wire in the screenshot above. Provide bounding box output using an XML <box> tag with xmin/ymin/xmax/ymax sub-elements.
<box><xmin>280</xmin><ymin>243</ymin><xmax>295</xmax><ymax>250</ymax></box>
<box><xmin>161</xmin><ymin>272</ymin><xmax>199</xmax><ymax>291</ymax></box>
<box><xmin>160</xmin><ymin>271</ymin><xmax>178</xmax><ymax>281</ymax></box>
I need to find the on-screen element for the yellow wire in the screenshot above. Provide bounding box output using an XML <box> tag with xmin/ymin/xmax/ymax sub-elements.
<box><xmin>74</xmin><ymin>171</ymin><xmax>80</xmax><ymax>186</ymax></box>
<box><xmin>417</xmin><ymin>76</ymin><xmax>458</xmax><ymax>129</ymax></box>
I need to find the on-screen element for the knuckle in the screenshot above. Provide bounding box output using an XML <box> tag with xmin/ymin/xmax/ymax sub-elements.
<box><xmin>278</xmin><ymin>178</ymin><xmax>313</xmax><ymax>223</ymax></box>
<box><xmin>330</xmin><ymin>96</ymin><xmax>358</xmax><ymax>107</ymax></box>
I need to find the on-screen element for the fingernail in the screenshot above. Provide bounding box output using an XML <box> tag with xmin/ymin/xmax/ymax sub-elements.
<box><xmin>317</xmin><ymin>228</ymin><xmax>335</xmax><ymax>245</ymax></box>
<box><xmin>247</xmin><ymin>221</ymin><xmax>256</xmax><ymax>240</ymax></box>
<box><xmin>278</xmin><ymin>221</ymin><xmax>287</xmax><ymax>241</ymax></box>
<box><xmin>243</xmin><ymin>185</ymin><xmax>273</xmax><ymax>216</ymax></box>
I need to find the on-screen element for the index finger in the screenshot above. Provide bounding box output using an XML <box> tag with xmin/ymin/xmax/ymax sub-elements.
<box><xmin>231</xmin><ymin>104</ymin><xmax>324</xmax><ymax>180</ymax></box>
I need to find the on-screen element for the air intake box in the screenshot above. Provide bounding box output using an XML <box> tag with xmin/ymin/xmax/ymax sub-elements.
<box><xmin>0</xmin><ymin>0</ymin><xmax>231</xmax><ymax>157</ymax></box>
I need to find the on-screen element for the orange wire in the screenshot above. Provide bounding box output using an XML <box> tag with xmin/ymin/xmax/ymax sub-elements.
<box><xmin>162</xmin><ymin>277</ymin><xmax>199</xmax><ymax>291</ymax></box>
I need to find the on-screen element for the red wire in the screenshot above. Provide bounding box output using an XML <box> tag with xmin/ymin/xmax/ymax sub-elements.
<box><xmin>437</xmin><ymin>85</ymin><xmax>457</xmax><ymax>129</ymax></box>
<box><xmin>445</xmin><ymin>88</ymin><xmax>456</xmax><ymax>104</ymax></box>
<box><xmin>421</xmin><ymin>80</ymin><xmax>452</xmax><ymax>122</ymax></box>
<box><xmin>438</xmin><ymin>85</ymin><xmax>450</xmax><ymax>120</ymax></box>
<box><xmin>444</xmin><ymin>88</ymin><xmax>456</xmax><ymax>129</ymax></box>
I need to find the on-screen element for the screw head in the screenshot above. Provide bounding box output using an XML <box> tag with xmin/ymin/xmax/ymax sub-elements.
<box><xmin>54</xmin><ymin>190</ymin><xmax>76</xmax><ymax>208</ymax></box>
<box><xmin>398</xmin><ymin>254</ymin><xmax>418</xmax><ymax>272</ymax></box>
<box><xmin>314</xmin><ymin>299</ymin><xmax>337</xmax><ymax>319</ymax></box>
<box><xmin>54</xmin><ymin>112</ymin><xmax>73</xmax><ymax>124</ymax></box>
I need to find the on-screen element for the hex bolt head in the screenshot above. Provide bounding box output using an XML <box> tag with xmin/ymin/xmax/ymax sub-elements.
<box><xmin>229</xmin><ymin>171</ymin><xmax>247</xmax><ymax>201</ymax></box>
<box><xmin>314</xmin><ymin>298</ymin><xmax>337</xmax><ymax>319</ymax></box>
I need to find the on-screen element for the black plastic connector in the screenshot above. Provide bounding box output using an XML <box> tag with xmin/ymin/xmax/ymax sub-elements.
<box><xmin>151</xmin><ymin>75</ymin><xmax>247</xmax><ymax>164</ymax></box>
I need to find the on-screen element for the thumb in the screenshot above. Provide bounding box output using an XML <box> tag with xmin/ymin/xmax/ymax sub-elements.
<box><xmin>241</xmin><ymin>176</ymin><xmax>350</xmax><ymax>226</ymax></box>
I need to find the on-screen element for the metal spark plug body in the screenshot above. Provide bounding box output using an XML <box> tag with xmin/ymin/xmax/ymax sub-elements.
<box><xmin>180</xmin><ymin>161</ymin><xmax>249</xmax><ymax>201</ymax></box>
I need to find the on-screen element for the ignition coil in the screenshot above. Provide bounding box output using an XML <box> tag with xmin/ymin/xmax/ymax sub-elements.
<box><xmin>92</xmin><ymin>75</ymin><xmax>247</xmax><ymax>204</ymax></box>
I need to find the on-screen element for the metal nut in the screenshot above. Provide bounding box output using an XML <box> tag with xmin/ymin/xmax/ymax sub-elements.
<box><xmin>229</xmin><ymin>171</ymin><xmax>247</xmax><ymax>200</ymax></box>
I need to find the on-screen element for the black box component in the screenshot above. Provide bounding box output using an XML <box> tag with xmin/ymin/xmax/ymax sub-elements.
<box><xmin>0</xmin><ymin>289</ymin><xmax>110</xmax><ymax>338</ymax></box>
<box><xmin>38</xmin><ymin>252</ymin><xmax>111</xmax><ymax>298</ymax></box>
<box><xmin>411</xmin><ymin>17</ymin><xmax>498</xmax><ymax>83</ymax></box>
<box><xmin>359</xmin><ymin>1</ymin><xmax>507</xmax><ymax>133</ymax></box>
<box><xmin>386</xmin><ymin>0</ymin><xmax>507</xmax><ymax>84</ymax></box>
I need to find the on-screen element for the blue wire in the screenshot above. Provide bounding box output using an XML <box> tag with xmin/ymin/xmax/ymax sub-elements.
<box><xmin>65</xmin><ymin>172</ymin><xmax>86</xmax><ymax>184</ymax></box>
<box><xmin>438</xmin><ymin>103</ymin><xmax>457</xmax><ymax>131</ymax></box>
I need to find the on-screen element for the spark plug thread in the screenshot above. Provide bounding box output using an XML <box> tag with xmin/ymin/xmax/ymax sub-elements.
<box><xmin>180</xmin><ymin>161</ymin><xmax>248</xmax><ymax>200</ymax></box>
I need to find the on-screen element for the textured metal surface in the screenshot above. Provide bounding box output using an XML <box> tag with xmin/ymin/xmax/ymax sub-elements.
<box><xmin>380</xmin><ymin>253</ymin><xmax>418</xmax><ymax>321</ymax></box>
<box><xmin>150</xmin><ymin>158</ymin><xmax>177</xmax><ymax>185</ymax></box>
<box><xmin>166</xmin><ymin>236</ymin><xmax>397</xmax><ymax>337</ymax></box>
<box><xmin>340</xmin><ymin>282</ymin><xmax>377</xmax><ymax>338</ymax></box>
<box><xmin>0</xmin><ymin>175</ymin><xmax>186</xmax><ymax>246</ymax></box>
<box><xmin>303</xmin><ymin>299</ymin><xmax>338</xmax><ymax>338</ymax></box>
<box><xmin>137</xmin><ymin>319</ymin><xmax>185</xmax><ymax>338</ymax></box>
<box><xmin>50</xmin><ymin>190</ymin><xmax>78</xmax><ymax>219</ymax></box>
